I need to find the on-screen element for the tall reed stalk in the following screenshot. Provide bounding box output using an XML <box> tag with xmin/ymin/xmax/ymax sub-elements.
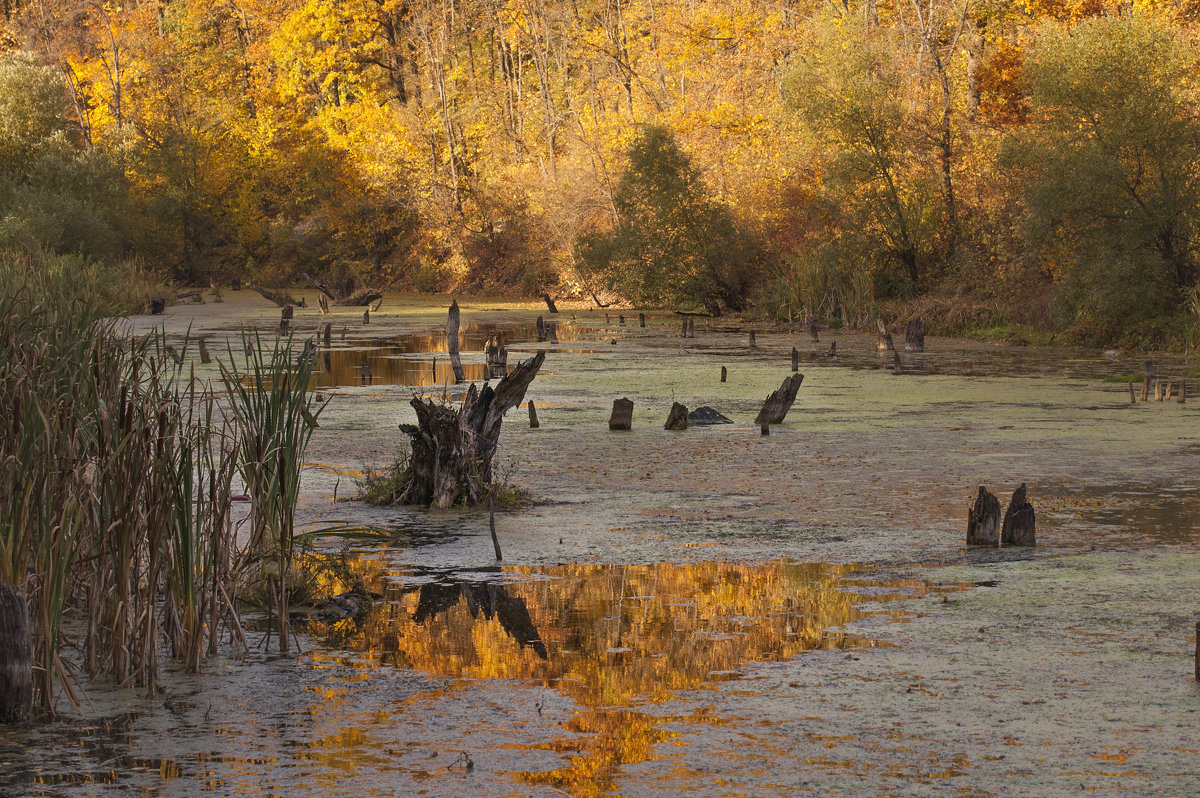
<box><xmin>220</xmin><ymin>332</ymin><xmax>324</xmax><ymax>653</ymax></box>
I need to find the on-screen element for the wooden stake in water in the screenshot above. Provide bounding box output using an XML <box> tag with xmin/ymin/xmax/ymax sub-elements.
<box><xmin>490</xmin><ymin>498</ymin><xmax>502</xmax><ymax>561</ymax></box>
<box><xmin>720</xmin><ymin>366</ymin><xmax>727</xmax><ymax>383</ymax></box>
<box><xmin>528</xmin><ymin>400</ymin><xmax>539</xmax><ymax>428</ymax></box>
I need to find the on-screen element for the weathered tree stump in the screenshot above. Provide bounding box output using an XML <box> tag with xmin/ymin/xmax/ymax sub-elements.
<box><xmin>0</xmin><ymin>585</ymin><xmax>33</xmax><ymax>723</ymax></box>
<box><xmin>547</xmin><ymin>322</ymin><xmax>558</xmax><ymax>344</ymax></box>
<box><xmin>528</xmin><ymin>400</ymin><xmax>539</xmax><ymax>428</ymax></box>
<box><xmin>829</xmin><ymin>341</ymin><xmax>837</xmax><ymax>357</ymax></box>
<box><xmin>609</xmin><ymin>398</ymin><xmax>634</xmax><ymax>431</ymax></box>
<box><xmin>362</xmin><ymin>309</ymin><xmax>370</xmax><ymax>325</ymax></box>
<box><xmin>231</xmin><ymin>277</ymin><xmax>242</xmax><ymax>291</ymax></box>
<box><xmin>877</xmin><ymin>319</ymin><xmax>893</xmax><ymax>351</ymax></box>
<box><xmin>1141</xmin><ymin>377</ymin><xmax>1150</xmax><ymax>401</ymax></box>
<box><xmin>682</xmin><ymin>319</ymin><xmax>688</xmax><ymax>338</ymax></box>
<box><xmin>281</xmin><ymin>305</ymin><xmax>293</xmax><ymax>321</ymax></box>
<box><xmin>754</xmin><ymin>373</ymin><xmax>804</xmax><ymax>426</ymax></box>
<box><xmin>536</xmin><ymin>315</ymin><xmax>547</xmax><ymax>342</ymax></box>
<box><xmin>760</xmin><ymin>422</ymin><xmax>769</xmax><ymax>435</ymax></box>
<box><xmin>398</xmin><ymin>352</ymin><xmax>545</xmax><ymax>508</ymax></box>
<box><xmin>966</xmin><ymin>486</ymin><xmax>1001</xmax><ymax>546</ymax></box>
<box><xmin>639</xmin><ymin>313</ymin><xmax>645</xmax><ymax>327</ymax></box>
<box><xmin>324</xmin><ymin>322</ymin><xmax>332</xmax><ymax>347</ymax></box>
<box><xmin>446</xmin><ymin>300</ymin><xmax>466</xmax><ymax>384</ymax></box>
<box><xmin>809</xmin><ymin>319</ymin><xmax>820</xmax><ymax>342</ymax></box>
<box><xmin>748</xmin><ymin>330</ymin><xmax>756</xmax><ymax>348</ymax></box>
<box><xmin>149</xmin><ymin>297</ymin><xmax>165</xmax><ymax>314</ymax></box>
<box><xmin>1001</xmin><ymin>483</ymin><xmax>1036</xmax><ymax>547</ymax></box>
<box><xmin>687</xmin><ymin>318</ymin><xmax>695</xmax><ymax>338</ymax></box>
<box><xmin>619</xmin><ymin>314</ymin><xmax>625</xmax><ymax>325</ymax></box>
<box><xmin>1180</xmin><ymin>381</ymin><xmax>1187</xmax><ymax>404</ymax></box>
<box><xmin>791</xmin><ymin>347</ymin><xmax>799</xmax><ymax>372</ymax></box>
<box><xmin>317</xmin><ymin>294</ymin><xmax>330</xmax><ymax>315</ymax></box>
<box><xmin>720</xmin><ymin>366</ymin><xmax>727</xmax><ymax>382</ymax></box>
<box><xmin>1155</xmin><ymin>380</ymin><xmax>1164</xmax><ymax>401</ymax></box>
<box><xmin>905</xmin><ymin>318</ymin><xmax>925</xmax><ymax>352</ymax></box>
<box><xmin>664</xmin><ymin>402</ymin><xmax>688</xmax><ymax>430</ymax></box>
<box><xmin>1166</xmin><ymin>380</ymin><xmax>1174</xmax><ymax>401</ymax></box>
<box><xmin>1129</xmin><ymin>381</ymin><xmax>1136</xmax><ymax>404</ymax></box>
<box><xmin>199</xmin><ymin>339</ymin><xmax>211</xmax><ymax>364</ymax></box>
<box><xmin>485</xmin><ymin>334</ymin><xmax>508</xmax><ymax>379</ymax></box>
<box><xmin>543</xmin><ymin>293</ymin><xmax>559</xmax><ymax>313</ymax></box>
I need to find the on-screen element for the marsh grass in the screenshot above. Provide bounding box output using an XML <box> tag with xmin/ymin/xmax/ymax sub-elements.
<box><xmin>0</xmin><ymin>255</ymin><xmax>317</xmax><ymax>716</ymax></box>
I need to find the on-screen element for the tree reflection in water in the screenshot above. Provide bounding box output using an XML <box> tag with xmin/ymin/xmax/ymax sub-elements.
<box><xmin>305</xmin><ymin>559</ymin><xmax>936</xmax><ymax>795</ymax></box>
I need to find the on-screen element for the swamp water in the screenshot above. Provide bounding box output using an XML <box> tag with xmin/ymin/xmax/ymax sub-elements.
<box><xmin>3</xmin><ymin>293</ymin><xmax>1200</xmax><ymax>796</ymax></box>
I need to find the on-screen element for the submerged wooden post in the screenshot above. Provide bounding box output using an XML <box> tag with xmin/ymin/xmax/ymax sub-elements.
<box><xmin>809</xmin><ymin>319</ymin><xmax>819</xmax><ymax>342</ymax></box>
<box><xmin>1141</xmin><ymin>377</ymin><xmax>1150</xmax><ymax>401</ymax></box>
<box><xmin>536</xmin><ymin>316</ymin><xmax>546</xmax><ymax>342</ymax></box>
<box><xmin>1129</xmin><ymin>381</ymin><xmax>1136</xmax><ymax>404</ymax></box>
<box><xmin>720</xmin><ymin>366</ymin><xmax>727</xmax><ymax>383</ymax></box>
<box><xmin>664</xmin><ymin>402</ymin><xmax>688</xmax><ymax>430</ymax></box>
<box><xmin>547</xmin><ymin>322</ymin><xmax>558</xmax><ymax>344</ymax></box>
<box><xmin>0</xmin><ymin>585</ymin><xmax>33</xmax><ymax>723</ymax></box>
<box><xmin>609</xmin><ymin>398</ymin><xmax>634</xmax><ymax>430</ymax></box>
<box><xmin>199</xmin><ymin>339</ymin><xmax>211</xmax><ymax>364</ymax></box>
<box><xmin>362</xmin><ymin>309</ymin><xmax>370</xmax><ymax>325</ymax></box>
<box><xmin>1001</xmin><ymin>483</ymin><xmax>1036</xmax><ymax>547</ymax></box>
<box><xmin>619</xmin><ymin>314</ymin><xmax>625</xmax><ymax>325</ymax></box>
<box><xmin>446</xmin><ymin>300</ymin><xmax>466</xmax><ymax>384</ymax></box>
<box><xmin>791</xmin><ymin>347</ymin><xmax>799</xmax><ymax>372</ymax></box>
<box><xmin>1155</xmin><ymin>380</ymin><xmax>1164</xmax><ymax>401</ymax></box>
<box><xmin>324</xmin><ymin>322</ymin><xmax>332</xmax><ymax>347</ymax></box>
<box><xmin>966</xmin><ymin>486</ymin><xmax>1001</xmax><ymax>547</ymax></box>
<box><xmin>1180</xmin><ymin>381</ymin><xmax>1187</xmax><ymax>404</ymax></box>
<box><xmin>639</xmin><ymin>312</ymin><xmax>645</xmax><ymax>327</ymax></box>
<box><xmin>528</xmin><ymin>400</ymin><xmax>539</xmax><ymax>428</ymax></box>
<box><xmin>682</xmin><ymin>319</ymin><xmax>688</xmax><ymax>338</ymax></box>
<box><xmin>748</xmin><ymin>330</ymin><xmax>756</xmax><ymax>348</ymax></box>
<box><xmin>829</xmin><ymin>341</ymin><xmax>837</xmax><ymax>357</ymax></box>
<box><xmin>688</xmin><ymin>318</ymin><xmax>695</xmax><ymax>338</ymax></box>
<box><xmin>1166</xmin><ymin>381</ymin><xmax>1174</xmax><ymax>401</ymax></box>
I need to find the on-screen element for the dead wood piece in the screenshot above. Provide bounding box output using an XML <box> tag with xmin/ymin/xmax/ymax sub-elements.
<box><xmin>877</xmin><ymin>319</ymin><xmax>893</xmax><ymax>351</ymax></box>
<box><xmin>609</xmin><ymin>398</ymin><xmax>634</xmax><ymax>431</ymax></box>
<box><xmin>446</xmin><ymin>300</ymin><xmax>466</xmax><ymax>384</ymax></box>
<box><xmin>687</xmin><ymin>318</ymin><xmax>695</xmax><ymax>338</ymax></box>
<box><xmin>1180</xmin><ymin>381</ymin><xmax>1187</xmax><ymax>404</ymax></box>
<box><xmin>0</xmin><ymin>585</ymin><xmax>33</xmax><ymax>723</ymax></box>
<box><xmin>281</xmin><ymin>305</ymin><xmax>294</xmax><ymax>321</ymax></box>
<box><xmin>619</xmin><ymin>314</ymin><xmax>625</xmax><ymax>325</ymax></box>
<box><xmin>966</xmin><ymin>486</ymin><xmax>1001</xmax><ymax>547</ymax></box>
<box><xmin>249</xmin><ymin>285</ymin><xmax>296</xmax><ymax>307</ymax></box>
<box><xmin>905</xmin><ymin>318</ymin><xmax>925</xmax><ymax>352</ymax></box>
<box><xmin>302</xmin><ymin>272</ymin><xmax>336</xmax><ymax>299</ymax></box>
<box><xmin>323</xmin><ymin>322</ymin><xmax>332</xmax><ymax>347</ymax></box>
<box><xmin>639</xmin><ymin>313</ymin><xmax>645</xmax><ymax>327</ymax></box>
<box><xmin>334</xmin><ymin>290</ymin><xmax>383</xmax><ymax>307</ymax></box>
<box><xmin>720</xmin><ymin>366</ymin><xmax>727</xmax><ymax>383</ymax></box>
<box><xmin>149</xmin><ymin>297</ymin><xmax>165</xmax><ymax>315</ymax></box>
<box><xmin>528</xmin><ymin>400</ymin><xmax>539</xmax><ymax>428</ymax></box>
<box><xmin>682</xmin><ymin>319</ymin><xmax>689</xmax><ymax>338</ymax></box>
<box><xmin>688</xmin><ymin>406</ymin><xmax>733</xmax><ymax>425</ymax></box>
<box><xmin>317</xmin><ymin>294</ymin><xmax>330</xmax><ymax>315</ymax></box>
<box><xmin>370</xmin><ymin>297</ymin><xmax>383</xmax><ymax>313</ymax></box>
<box><xmin>809</xmin><ymin>320</ymin><xmax>820</xmax><ymax>342</ymax></box>
<box><xmin>1166</xmin><ymin>381</ymin><xmax>1174</xmax><ymax>401</ymax></box>
<box><xmin>176</xmin><ymin>287</ymin><xmax>205</xmax><ymax>300</ymax></box>
<box><xmin>536</xmin><ymin>316</ymin><xmax>546</xmax><ymax>342</ymax></box>
<box><xmin>748</xmin><ymin>330</ymin><xmax>757</xmax><ymax>348</ymax></box>
<box><xmin>231</xmin><ymin>278</ymin><xmax>242</xmax><ymax>291</ymax></box>
<box><xmin>1141</xmin><ymin>376</ymin><xmax>1150</xmax><ymax>401</ymax></box>
<box><xmin>198</xmin><ymin>339</ymin><xmax>211</xmax><ymax>364</ymax></box>
<box><xmin>791</xmin><ymin>347</ymin><xmax>799</xmax><ymax>372</ymax></box>
<box><xmin>829</xmin><ymin>341</ymin><xmax>837</xmax><ymax>357</ymax></box>
<box><xmin>362</xmin><ymin>309</ymin><xmax>370</xmax><ymax>325</ymax></box>
<box><xmin>398</xmin><ymin>351</ymin><xmax>545</xmax><ymax>508</ymax></box>
<box><xmin>543</xmin><ymin>293</ymin><xmax>559</xmax><ymax>313</ymax></box>
<box><xmin>547</xmin><ymin>322</ymin><xmax>558</xmax><ymax>344</ymax></box>
<box><xmin>590</xmin><ymin>290</ymin><xmax>611</xmax><ymax>308</ymax></box>
<box><xmin>1001</xmin><ymin>483</ymin><xmax>1036</xmax><ymax>547</ymax></box>
<box><xmin>664</xmin><ymin>402</ymin><xmax>688</xmax><ymax>430</ymax></box>
<box><xmin>1129</xmin><ymin>381</ymin><xmax>1136</xmax><ymax>404</ymax></box>
<box><xmin>485</xmin><ymin>334</ymin><xmax>508</xmax><ymax>379</ymax></box>
<box><xmin>1155</xmin><ymin>380</ymin><xmax>1164</xmax><ymax>401</ymax></box>
<box><xmin>754</xmin><ymin>373</ymin><xmax>804</xmax><ymax>426</ymax></box>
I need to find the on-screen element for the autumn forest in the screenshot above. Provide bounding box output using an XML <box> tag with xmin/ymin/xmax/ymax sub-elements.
<box><xmin>3</xmin><ymin>0</ymin><xmax>1200</xmax><ymax>344</ymax></box>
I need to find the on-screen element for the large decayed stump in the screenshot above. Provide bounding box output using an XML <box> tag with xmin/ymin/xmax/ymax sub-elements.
<box><xmin>1001</xmin><ymin>483</ymin><xmax>1036</xmax><ymax>547</ymax></box>
<box><xmin>399</xmin><ymin>352</ymin><xmax>544</xmax><ymax>508</ymax></box>
<box><xmin>446</xmin><ymin>300</ymin><xmax>466</xmax><ymax>383</ymax></box>
<box><xmin>967</xmin><ymin>486</ymin><xmax>1001</xmax><ymax>546</ymax></box>
<box><xmin>664</xmin><ymin>402</ymin><xmax>688</xmax><ymax>430</ymax></box>
<box><xmin>485</xmin><ymin>334</ymin><xmax>508</xmax><ymax>379</ymax></box>
<box><xmin>754</xmin><ymin>373</ymin><xmax>804</xmax><ymax>425</ymax></box>
<box><xmin>0</xmin><ymin>585</ymin><xmax>33</xmax><ymax>723</ymax></box>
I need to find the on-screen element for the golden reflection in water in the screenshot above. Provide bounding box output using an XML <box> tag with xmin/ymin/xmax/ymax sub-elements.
<box><xmin>305</xmin><ymin>559</ymin><xmax>934</xmax><ymax>795</ymax></box>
